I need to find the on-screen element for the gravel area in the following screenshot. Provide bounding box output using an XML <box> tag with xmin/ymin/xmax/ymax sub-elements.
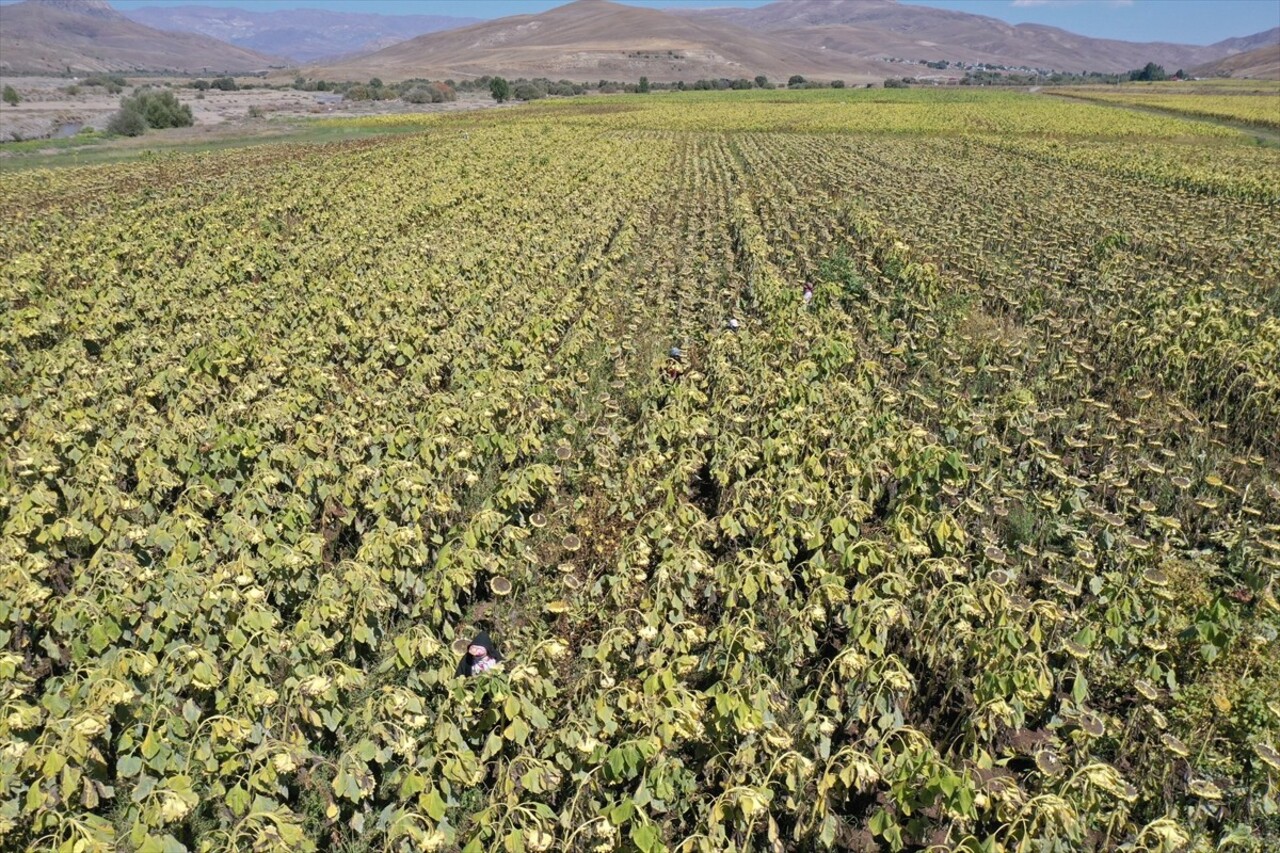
<box><xmin>0</xmin><ymin>76</ymin><xmax>501</xmax><ymax>142</ymax></box>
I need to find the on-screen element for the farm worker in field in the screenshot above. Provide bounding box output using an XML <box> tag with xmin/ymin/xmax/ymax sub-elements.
<box><xmin>456</xmin><ymin>631</ymin><xmax>504</xmax><ymax>676</ymax></box>
<box><xmin>803</xmin><ymin>283</ymin><xmax>814</xmax><ymax>307</ymax></box>
<box><xmin>663</xmin><ymin>347</ymin><xmax>685</xmax><ymax>379</ymax></box>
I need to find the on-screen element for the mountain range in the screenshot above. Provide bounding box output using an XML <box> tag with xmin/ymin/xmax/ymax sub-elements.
<box><xmin>310</xmin><ymin>0</ymin><xmax>1280</xmax><ymax>83</ymax></box>
<box><xmin>687</xmin><ymin>1</ymin><xmax>1279</xmax><ymax>75</ymax></box>
<box><xmin>309</xmin><ymin>0</ymin><xmax>892</xmax><ymax>84</ymax></box>
<box><xmin>1</xmin><ymin>0</ymin><xmax>1276</xmax><ymax>81</ymax></box>
<box><xmin>1193</xmin><ymin>43</ymin><xmax>1280</xmax><ymax>80</ymax></box>
<box><xmin>0</xmin><ymin>0</ymin><xmax>279</xmax><ymax>73</ymax></box>
<box><xmin>121</xmin><ymin>4</ymin><xmax>481</xmax><ymax>64</ymax></box>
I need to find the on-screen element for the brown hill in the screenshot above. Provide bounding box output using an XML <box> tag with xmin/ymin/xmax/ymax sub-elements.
<box><xmin>0</xmin><ymin>0</ymin><xmax>283</xmax><ymax>74</ymax></box>
<box><xmin>309</xmin><ymin>0</ymin><xmax>892</xmax><ymax>83</ymax></box>
<box><xmin>1194</xmin><ymin>44</ymin><xmax>1280</xmax><ymax>80</ymax></box>
<box><xmin>690</xmin><ymin>0</ymin><xmax>1264</xmax><ymax>74</ymax></box>
<box><xmin>1207</xmin><ymin>27</ymin><xmax>1280</xmax><ymax>56</ymax></box>
<box><xmin>122</xmin><ymin>4</ymin><xmax>481</xmax><ymax>64</ymax></box>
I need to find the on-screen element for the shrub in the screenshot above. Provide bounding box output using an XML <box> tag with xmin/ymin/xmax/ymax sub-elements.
<box><xmin>344</xmin><ymin>83</ymin><xmax>395</xmax><ymax>102</ymax></box>
<box><xmin>884</xmin><ymin>77</ymin><xmax>909</xmax><ymax>89</ymax></box>
<box><xmin>82</xmin><ymin>74</ymin><xmax>126</xmax><ymax>92</ymax></box>
<box><xmin>788</xmin><ymin>75</ymin><xmax>806</xmax><ymax>87</ymax></box>
<box><xmin>403</xmin><ymin>82</ymin><xmax>457</xmax><ymax>104</ymax></box>
<box><xmin>402</xmin><ymin>86</ymin><xmax>432</xmax><ymax>104</ymax></box>
<box><xmin>831</xmin><ymin>80</ymin><xmax>846</xmax><ymax>89</ymax></box>
<box><xmin>513</xmin><ymin>82</ymin><xmax>545</xmax><ymax>101</ymax></box>
<box><xmin>106</xmin><ymin>108</ymin><xmax>147</xmax><ymax>136</ymax></box>
<box><xmin>2</xmin><ymin>85</ymin><xmax>19</xmax><ymax>106</ymax></box>
<box><xmin>211</xmin><ymin>76</ymin><xmax>238</xmax><ymax>91</ymax></box>
<box><xmin>82</xmin><ymin>74</ymin><xmax>126</xmax><ymax>94</ymax></box>
<box><xmin>108</xmin><ymin>89</ymin><xmax>194</xmax><ymax>136</ymax></box>
<box><xmin>137</xmin><ymin>90</ymin><xmax>193</xmax><ymax>128</ymax></box>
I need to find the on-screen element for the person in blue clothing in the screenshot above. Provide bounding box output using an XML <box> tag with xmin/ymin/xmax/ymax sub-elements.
<box><xmin>663</xmin><ymin>347</ymin><xmax>685</xmax><ymax>380</ymax></box>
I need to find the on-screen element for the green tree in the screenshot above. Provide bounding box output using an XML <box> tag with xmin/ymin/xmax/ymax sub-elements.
<box><xmin>831</xmin><ymin>79</ymin><xmax>846</xmax><ymax>89</ymax></box>
<box><xmin>788</xmin><ymin>75</ymin><xmax>806</xmax><ymax>87</ymax></box>
<box><xmin>2</xmin><ymin>85</ymin><xmax>19</xmax><ymax>106</ymax></box>
<box><xmin>754</xmin><ymin>75</ymin><xmax>768</xmax><ymax>88</ymax></box>
<box><xmin>107</xmin><ymin>89</ymin><xmax>194</xmax><ymax>136</ymax></box>
<box><xmin>638</xmin><ymin>76</ymin><xmax>650</xmax><ymax>94</ymax></box>
<box><xmin>490</xmin><ymin>77</ymin><xmax>510</xmax><ymax>103</ymax></box>
<box><xmin>136</xmin><ymin>90</ymin><xmax>193</xmax><ymax>128</ymax></box>
<box><xmin>1129</xmin><ymin>62</ymin><xmax>1167</xmax><ymax>82</ymax></box>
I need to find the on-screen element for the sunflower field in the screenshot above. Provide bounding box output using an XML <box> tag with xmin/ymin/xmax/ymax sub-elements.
<box><xmin>1046</xmin><ymin>84</ymin><xmax>1280</xmax><ymax>131</ymax></box>
<box><xmin>1</xmin><ymin>88</ymin><xmax>1278</xmax><ymax>853</ymax></box>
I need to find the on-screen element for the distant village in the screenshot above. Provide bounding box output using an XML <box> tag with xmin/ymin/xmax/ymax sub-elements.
<box><xmin>880</xmin><ymin>55</ymin><xmax>1194</xmax><ymax>86</ymax></box>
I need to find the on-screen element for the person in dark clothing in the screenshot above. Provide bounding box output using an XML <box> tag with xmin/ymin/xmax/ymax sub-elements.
<box><xmin>663</xmin><ymin>347</ymin><xmax>685</xmax><ymax>380</ymax></box>
<box><xmin>456</xmin><ymin>631</ymin><xmax>504</xmax><ymax>676</ymax></box>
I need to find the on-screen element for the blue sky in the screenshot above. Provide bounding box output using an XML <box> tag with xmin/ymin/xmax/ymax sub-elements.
<box><xmin>8</xmin><ymin>0</ymin><xmax>1279</xmax><ymax>46</ymax></box>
